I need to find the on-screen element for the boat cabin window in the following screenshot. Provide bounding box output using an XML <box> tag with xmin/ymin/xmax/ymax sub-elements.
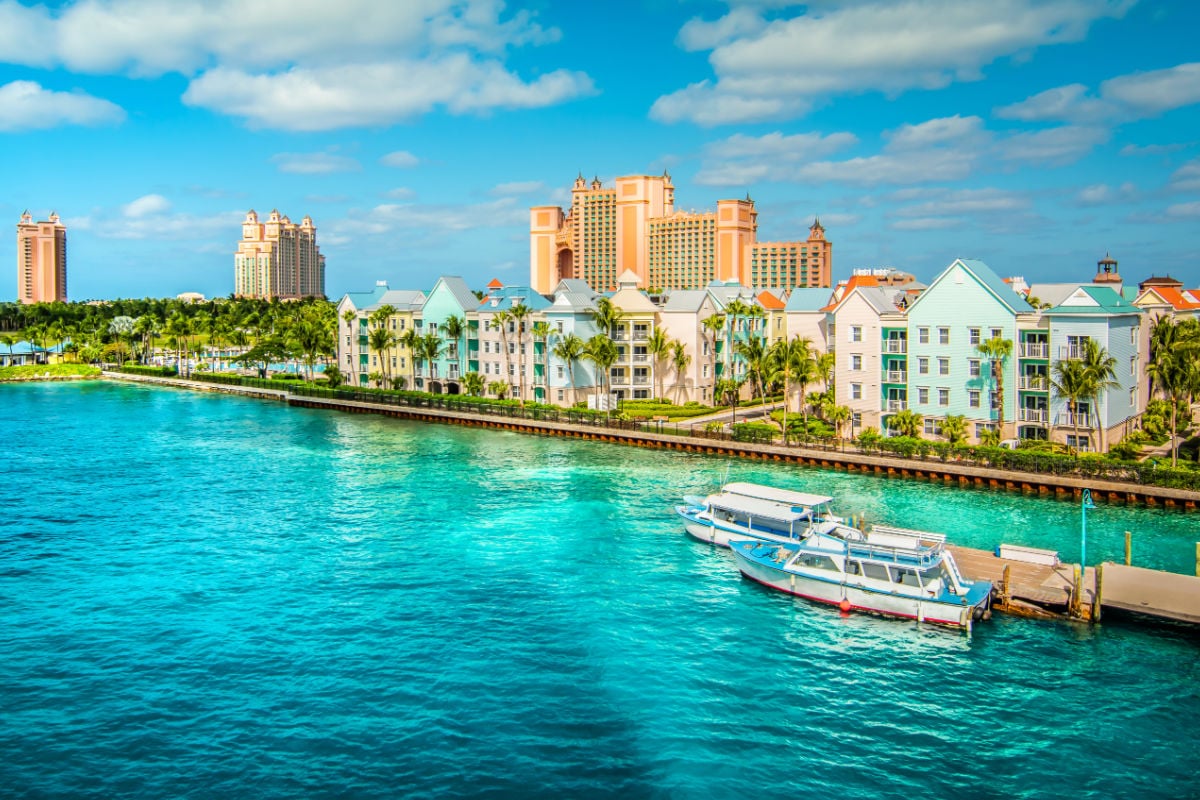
<box><xmin>891</xmin><ymin>568</ymin><xmax>922</xmax><ymax>587</ymax></box>
<box><xmin>917</xmin><ymin>568</ymin><xmax>943</xmax><ymax>587</ymax></box>
<box><xmin>861</xmin><ymin>563</ymin><xmax>890</xmax><ymax>581</ymax></box>
<box><xmin>795</xmin><ymin>554</ymin><xmax>839</xmax><ymax>572</ymax></box>
<box><xmin>846</xmin><ymin>560</ymin><xmax>861</xmax><ymax>575</ymax></box>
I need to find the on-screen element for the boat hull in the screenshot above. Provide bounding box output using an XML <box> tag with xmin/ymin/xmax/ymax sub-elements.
<box><xmin>732</xmin><ymin>542</ymin><xmax>987</xmax><ymax>629</ymax></box>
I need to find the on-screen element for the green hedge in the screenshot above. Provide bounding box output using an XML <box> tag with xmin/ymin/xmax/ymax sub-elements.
<box><xmin>118</xmin><ymin>365</ymin><xmax>178</xmax><ymax>377</ymax></box>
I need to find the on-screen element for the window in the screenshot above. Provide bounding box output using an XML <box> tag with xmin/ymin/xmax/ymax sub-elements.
<box><xmin>968</xmin><ymin>359</ymin><xmax>980</xmax><ymax>378</ymax></box>
<box><xmin>918</xmin><ymin>327</ymin><xmax>929</xmax><ymax>344</ymax></box>
<box><xmin>975</xmin><ymin>422</ymin><xmax>997</xmax><ymax>437</ymax></box>
<box><xmin>1130</xmin><ymin>388</ymin><xmax>1136</xmax><ymax>406</ymax></box>
<box><xmin>852</xmin><ymin>412</ymin><xmax>862</xmax><ymax>427</ymax></box>
<box><xmin>1130</xmin><ymin>356</ymin><xmax>1136</xmax><ymax>377</ymax></box>
<box><xmin>557</xmin><ymin>390</ymin><xmax>564</xmax><ymax>401</ymax></box>
<box><xmin>508</xmin><ymin>364</ymin><xmax>515</xmax><ymax>376</ymax></box>
<box><xmin>917</xmin><ymin>357</ymin><xmax>929</xmax><ymax>375</ymax></box>
<box><xmin>1130</xmin><ymin>327</ymin><xmax>1136</xmax><ymax>344</ymax></box>
<box><xmin>990</xmin><ymin>328</ymin><xmax>1002</xmax><ymax>340</ymax></box>
<box><xmin>345</xmin><ymin>335</ymin><xmax>350</xmax><ymax>346</ymax></box>
<box><xmin>703</xmin><ymin>364</ymin><xmax>709</xmax><ymax>378</ymax></box>
<box><xmin>556</xmin><ymin>322</ymin><xmax>564</xmax><ymax>333</ymax></box>
<box><xmin>917</xmin><ymin>387</ymin><xmax>929</xmax><ymax>404</ymax></box>
<box><xmin>938</xmin><ymin>388</ymin><xmax>949</xmax><ymax>406</ymax></box>
<box><xmin>924</xmin><ymin>418</ymin><xmax>943</xmax><ymax>436</ymax></box>
<box><xmin>938</xmin><ymin>327</ymin><xmax>950</xmax><ymax>345</ymax></box>
<box><xmin>509</xmin><ymin>343</ymin><xmax>515</xmax><ymax>354</ymax></box>
<box><xmin>969</xmin><ymin>328</ymin><xmax>981</xmax><ymax>346</ymax></box>
<box><xmin>483</xmin><ymin>341</ymin><xmax>490</xmax><ymax>354</ymax></box>
<box><xmin>938</xmin><ymin>358</ymin><xmax>950</xmax><ymax>376</ymax></box>
<box><xmin>850</xmin><ymin>354</ymin><xmax>862</xmax><ymax>370</ymax></box>
<box><xmin>851</xmin><ymin>383</ymin><xmax>862</xmax><ymax>400</ymax></box>
<box><xmin>990</xmin><ymin>391</ymin><xmax>999</xmax><ymax>410</ymax></box>
<box><xmin>557</xmin><ymin>366</ymin><xmax>564</xmax><ymax>379</ymax></box>
<box><xmin>968</xmin><ymin>390</ymin><xmax>980</xmax><ymax>408</ymax></box>
<box><xmin>1066</xmin><ymin>434</ymin><xmax>1091</xmax><ymax>453</ymax></box>
<box><xmin>850</xmin><ymin>325</ymin><xmax>863</xmax><ymax>343</ymax></box>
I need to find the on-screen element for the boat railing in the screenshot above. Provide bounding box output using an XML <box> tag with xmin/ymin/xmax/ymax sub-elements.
<box><xmin>846</xmin><ymin>541</ymin><xmax>942</xmax><ymax>568</ymax></box>
<box><xmin>869</xmin><ymin>524</ymin><xmax>946</xmax><ymax>545</ymax></box>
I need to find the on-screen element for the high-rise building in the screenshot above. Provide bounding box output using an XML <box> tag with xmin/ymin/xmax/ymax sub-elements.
<box><xmin>16</xmin><ymin>211</ymin><xmax>67</xmax><ymax>304</ymax></box>
<box><xmin>234</xmin><ymin>209</ymin><xmax>325</xmax><ymax>299</ymax></box>
<box><xmin>530</xmin><ymin>173</ymin><xmax>831</xmax><ymax>293</ymax></box>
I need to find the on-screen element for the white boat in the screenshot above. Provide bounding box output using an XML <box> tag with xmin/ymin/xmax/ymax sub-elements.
<box><xmin>729</xmin><ymin>521</ymin><xmax>993</xmax><ymax>630</ymax></box>
<box><xmin>675</xmin><ymin>482</ymin><xmax>838</xmax><ymax>548</ymax></box>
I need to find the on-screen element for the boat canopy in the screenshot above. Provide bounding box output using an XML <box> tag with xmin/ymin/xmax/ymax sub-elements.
<box><xmin>709</xmin><ymin>493</ymin><xmax>813</xmax><ymax>524</ymax></box>
<box><xmin>722</xmin><ymin>482</ymin><xmax>834</xmax><ymax>510</ymax></box>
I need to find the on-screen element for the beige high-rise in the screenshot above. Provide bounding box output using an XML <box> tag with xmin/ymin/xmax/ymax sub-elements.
<box><xmin>16</xmin><ymin>211</ymin><xmax>67</xmax><ymax>304</ymax></box>
<box><xmin>234</xmin><ymin>209</ymin><xmax>325</xmax><ymax>299</ymax></box>
<box><xmin>530</xmin><ymin>174</ymin><xmax>831</xmax><ymax>293</ymax></box>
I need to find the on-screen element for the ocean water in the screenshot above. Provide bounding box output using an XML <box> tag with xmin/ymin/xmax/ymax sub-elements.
<box><xmin>1</xmin><ymin>381</ymin><xmax>1197</xmax><ymax>800</ymax></box>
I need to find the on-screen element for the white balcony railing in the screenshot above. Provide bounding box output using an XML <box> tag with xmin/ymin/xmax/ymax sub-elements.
<box><xmin>632</xmin><ymin>376</ymin><xmax>651</xmax><ymax>385</ymax></box>
<box><xmin>1017</xmin><ymin>375</ymin><xmax>1047</xmax><ymax>391</ymax></box>
<box><xmin>887</xmin><ymin>400</ymin><xmax>907</xmax><ymax>412</ymax></box>
<box><xmin>1056</xmin><ymin>412</ymin><xmax>1094</xmax><ymax>428</ymax></box>
<box><xmin>1019</xmin><ymin>408</ymin><xmax>1049</xmax><ymax>424</ymax></box>
<box><xmin>884</xmin><ymin>370</ymin><xmax>907</xmax><ymax>383</ymax></box>
<box><xmin>883</xmin><ymin>340</ymin><xmax>907</xmax><ymax>354</ymax></box>
<box><xmin>1019</xmin><ymin>343</ymin><xmax>1049</xmax><ymax>359</ymax></box>
<box><xmin>1059</xmin><ymin>346</ymin><xmax>1087</xmax><ymax>360</ymax></box>
<box><xmin>632</xmin><ymin>354</ymin><xmax>649</xmax><ymax>363</ymax></box>
<box><xmin>632</xmin><ymin>331</ymin><xmax>650</xmax><ymax>342</ymax></box>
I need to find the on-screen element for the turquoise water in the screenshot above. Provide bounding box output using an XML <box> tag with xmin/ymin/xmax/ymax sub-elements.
<box><xmin>2</xmin><ymin>382</ymin><xmax>1197</xmax><ymax>799</ymax></box>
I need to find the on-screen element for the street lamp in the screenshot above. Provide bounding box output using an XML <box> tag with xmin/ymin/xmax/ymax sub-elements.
<box><xmin>1081</xmin><ymin>488</ymin><xmax>1097</xmax><ymax>569</ymax></box>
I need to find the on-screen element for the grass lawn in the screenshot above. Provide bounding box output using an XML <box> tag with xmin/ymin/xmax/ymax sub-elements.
<box><xmin>0</xmin><ymin>363</ymin><xmax>102</xmax><ymax>381</ymax></box>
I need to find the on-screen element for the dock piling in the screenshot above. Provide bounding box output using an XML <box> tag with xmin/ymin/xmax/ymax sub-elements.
<box><xmin>1093</xmin><ymin>564</ymin><xmax>1104</xmax><ymax>622</ymax></box>
<box><xmin>1125</xmin><ymin>531</ymin><xmax>1131</xmax><ymax>566</ymax></box>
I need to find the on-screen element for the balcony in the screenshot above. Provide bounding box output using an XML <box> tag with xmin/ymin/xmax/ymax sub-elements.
<box><xmin>1019</xmin><ymin>343</ymin><xmax>1049</xmax><ymax>359</ymax></box>
<box><xmin>884</xmin><ymin>370</ymin><xmax>907</xmax><ymax>383</ymax></box>
<box><xmin>1059</xmin><ymin>346</ymin><xmax>1087</xmax><ymax>361</ymax></box>
<box><xmin>632</xmin><ymin>354</ymin><xmax>649</xmax><ymax>363</ymax></box>
<box><xmin>611</xmin><ymin>331</ymin><xmax>629</xmax><ymax>341</ymax></box>
<box><xmin>632</xmin><ymin>375</ymin><xmax>650</xmax><ymax>386</ymax></box>
<box><xmin>1018</xmin><ymin>375</ymin><xmax>1048</xmax><ymax>391</ymax></box>
<box><xmin>1019</xmin><ymin>408</ymin><xmax>1049</xmax><ymax>424</ymax></box>
<box><xmin>1057</xmin><ymin>411</ymin><xmax>1094</xmax><ymax>428</ymax></box>
<box><xmin>883</xmin><ymin>340</ymin><xmax>907</xmax><ymax>354</ymax></box>
<box><xmin>632</xmin><ymin>330</ymin><xmax>650</xmax><ymax>342</ymax></box>
<box><xmin>887</xmin><ymin>400</ymin><xmax>907</xmax><ymax>412</ymax></box>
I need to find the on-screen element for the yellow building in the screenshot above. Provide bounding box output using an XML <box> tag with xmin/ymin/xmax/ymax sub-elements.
<box><xmin>234</xmin><ymin>209</ymin><xmax>325</xmax><ymax>299</ymax></box>
<box><xmin>530</xmin><ymin>174</ymin><xmax>830</xmax><ymax>294</ymax></box>
<box><xmin>17</xmin><ymin>211</ymin><xmax>67</xmax><ymax>304</ymax></box>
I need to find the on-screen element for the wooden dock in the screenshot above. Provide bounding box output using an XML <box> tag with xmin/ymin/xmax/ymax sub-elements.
<box><xmin>950</xmin><ymin>545</ymin><xmax>1091</xmax><ymax>618</ymax></box>
<box><xmin>1096</xmin><ymin>563</ymin><xmax>1200</xmax><ymax>624</ymax></box>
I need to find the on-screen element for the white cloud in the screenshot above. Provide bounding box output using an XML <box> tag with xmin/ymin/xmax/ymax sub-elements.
<box><xmin>92</xmin><ymin>208</ymin><xmax>244</xmax><ymax>241</ymax></box>
<box><xmin>184</xmin><ymin>59</ymin><xmax>593</xmax><ymax>130</ymax></box>
<box><xmin>891</xmin><ymin>217</ymin><xmax>964</xmax><ymax>231</ymax></box>
<box><xmin>998</xmin><ymin>125</ymin><xmax>1109</xmax><ymax>165</ymax></box>
<box><xmin>995</xmin><ymin>62</ymin><xmax>1200</xmax><ymax>124</ymax></box>
<box><xmin>0</xmin><ymin>80</ymin><xmax>124</xmax><ymax>131</ymax></box>
<box><xmin>380</xmin><ymin>150</ymin><xmax>420</xmax><ymax>168</ymax></box>
<box><xmin>0</xmin><ymin>0</ymin><xmax>590</xmax><ymax>130</ymax></box>
<box><xmin>1075</xmin><ymin>182</ymin><xmax>1137</xmax><ymax>206</ymax></box>
<box><xmin>1120</xmin><ymin>142</ymin><xmax>1189</xmax><ymax>157</ymax></box>
<box><xmin>329</xmin><ymin>197</ymin><xmax>528</xmax><ymax>240</ymax></box>
<box><xmin>122</xmin><ymin>194</ymin><xmax>171</xmax><ymax>218</ymax></box>
<box><xmin>1165</xmin><ymin>201</ymin><xmax>1200</xmax><ymax>218</ymax></box>
<box><xmin>271</xmin><ymin>152</ymin><xmax>362</xmax><ymax>175</ymax></box>
<box><xmin>694</xmin><ymin>130</ymin><xmax>858</xmax><ymax>185</ymax></box>
<box><xmin>1168</xmin><ymin>159</ymin><xmax>1200</xmax><ymax>192</ymax></box>
<box><xmin>383</xmin><ymin>187</ymin><xmax>416</xmax><ymax>200</ymax></box>
<box><xmin>892</xmin><ymin>188</ymin><xmax>1030</xmax><ymax>218</ymax></box>
<box><xmin>652</xmin><ymin>0</ymin><xmax>1128</xmax><ymax>125</ymax></box>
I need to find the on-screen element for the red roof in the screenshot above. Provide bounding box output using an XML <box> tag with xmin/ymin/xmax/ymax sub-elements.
<box><xmin>756</xmin><ymin>290</ymin><xmax>785</xmax><ymax>310</ymax></box>
<box><xmin>487</xmin><ymin>278</ymin><xmax>504</xmax><ymax>290</ymax></box>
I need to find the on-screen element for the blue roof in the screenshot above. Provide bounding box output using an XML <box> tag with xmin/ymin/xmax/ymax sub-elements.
<box><xmin>784</xmin><ymin>288</ymin><xmax>835</xmax><ymax>312</ymax></box>
<box><xmin>478</xmin><ymin>284</ymin><xmax>551</xmax><ymax>311</ymax></box>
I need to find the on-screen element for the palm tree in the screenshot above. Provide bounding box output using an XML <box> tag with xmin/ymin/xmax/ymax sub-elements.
<box><xmin>509</xmin><ymin>303</ymin><xmax>532</xmax><ymax>404</ymax></box>
<box><xmin>715</xmin><ymin>377</ymin><xmax>744</xmax><ymax>425</ymax></box>
<box><xmin>721</xmin><ymin>298</ymin><xmax>752</xmax><ymax>380</ymax></box>
<box><xmin>670</xmin><ymin>340</ymin><xmax>691</xmax><ymax>404</ymax></box>
<box><xmin>735</xmin><ymin>335</ymin><xmax>769</xmax><ymax>401</ymax></box>
<box><xmin>701</xmin><ymin>313</ymin><xmax>725</xmax><ymax>398</ymax></box>
<box><xmin>646</xmin><ymin>326</ymin><xmax>672</xmax><ymax>401</ymax></box>
<box><xmin>368</xmin><ymin>325</ymin><xmax>397</xmax><ymax>387</ymax></box>
<box><xmin>0</xmin><ymin>333</ymin><xmax>14</xmax><ymax>366</ymax></box>
<box><xmin>890</xmin><ymin>408</ymin><xmax>923</xmax><ymax>438</ymax></box>
<box><xmin>1146</xmin><ymin>316</ymin><xmax>1200</xmax><ymax>466</ymax></box>
<box><xmin>588</xmin><ymin>297</ymin><xmax>623</xmax><ymax>341</ymax></box>
<box><xmin>399</xmin><ymin>328</ymin><xmax>420</xmax><ymax>390</ymax></box>
<box><xmin>1050</xmin><ymin>357</ymin><xmax>1090</xmax><ymax>452</ymax></box>
<box><xmin>419</xmin><ymin>331</ymin><xmax>443</xmax><ymax>391</ymax></box>
<box><xmin>767</xmin><ymin>336</ymin><xmax>814</xmax><ymax>441</ymax></box>
<box><xmin>582</xmin><ymin>334</ymin><xmax>619</xmax><ymax>416</ymax></box>
<box><xmin>493</xmin><ymin>308</ymin><xmax>513</xmax><ymax>392</ymax></box>
<box><xmin>443</xmin><ymin>314</ymin><xmax>465</xmax><ymax>381</ymax></box>
<box><xmin>551</xmin><ymin>332</ymin><xmax>585</xmax><ymax>407</ymax></box>
<box><xmin>463</xmin><ymin>371</ymin><xmax>485</xmax><ymax>397</ymax></box>
<box><xmin>976</xmin><ymin>336</ymin><xmax>1013</xmax><ymax>438</ymax></box>
<box><xmin>826</xmin><ymin>403</ymin><xmax>852</xmax><ymax>440</ymax></box>
<box><xmin>487</xmin><ymin>380</ymin><xmax>509</xmax><ymax>400</ymax></box>
<box><xmin>1080</xmin><ymin>338</ymin><xmax>1120</xmax><ymax>453</ymax></box>
<box><xmin>531</xmin><ymin>320</ymin><xmax>552</xmax><ymax>402</ymax></box>
<box><xmin>942</xmin><ymin>414</ymin><xmax>967</xmax><ymax>444</ymax></box>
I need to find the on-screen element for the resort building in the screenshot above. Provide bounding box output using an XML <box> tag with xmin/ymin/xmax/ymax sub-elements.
<box><xmin>830</xmin><ymin>285</ymin><xmax>908</xmax><ymax>435</ymax></box>
<box><xmin>657</xmin><ymin>289</ymin><xmax>721</xmax><ymax>404</ymax></box>
<box><xmin>609</xmin><ymin>270</ymin><xmax>665</xmax><ymax>401</ymax></box>
<box><xmin>416</xmin><ymin>276</ymin><xmax>478</xmax><ymax>395</ymax></box>
<box><xmin>16</xmin><ymin>211</ymin><xmax>67</xmax><ymax>304</ymax></box>
<box><xmin>234</xmin><ymin>209</ymin><xmax>325</xmax><ymax>300</ymax></box>
<box><xmin>543</xmin><ymin>279</ymin><xmax>603</xmax><ymax>406</ymax></box>
<box><xmin>476</xmin><ymin>280</ymin><xmax>551</xmax><ymax>402</ymax></box>
<box><xmin>337</xmin><ymin>281</ymin><xmax>425</xmax><ymax>388</ymax></box>
<box><xmin>530</xmin><ymin>173</ymin><xmax>831</xmax><ymax>294</ymax></box>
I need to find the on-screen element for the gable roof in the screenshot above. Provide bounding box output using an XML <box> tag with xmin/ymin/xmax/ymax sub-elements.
<box><xmin>427</xmin><ymin>275</ymin><xmax>478</xmax><ymax>312</ymax></box>
<box><xmin>1133</xmin><ymin>285</ymin><xmax>1200</xmax><ymax>311</ymax></box>
<box><xmin>756</xmin><ymin>290</ymin><xmax>786</xmax><ymax>311</ymax></box>
<box><xmin>784</xmin><ymin>288</ymin><xmax>835</xmax><ymax>312</ymax></box>
<box><xmin>660</xmin><ymin>289</ymin><xmax>709</xmax><ymax>312</ymax></box>
<box><xmin>478</xmin><ymin>284</ymin><xmax>551</xmax><ymax>311</ymax></box>
<box><xmin>837</xmin><ymin>286</ymin><xmax>906</xmax><ymax>316</ymax></box>
<box><xmin>1047</xmin><ymin>285</ymin><xmax>1142</xmax><ymax>316</ymax></box>
<box><xmin>908</xmin><ymin>259</ymin><xmax>1034</xmax><ymax>316</ymax></box>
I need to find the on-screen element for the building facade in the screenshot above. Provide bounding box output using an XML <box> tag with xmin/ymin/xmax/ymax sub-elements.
<box><xmin>235</xmin><ymin>209</ymin><xmax>325</xmax><ymax>300</ymax></box>
<box><xmin>17</xmin><ymin>211</ymin><xmax>67</xmax><ymax>304</ymax></box>
<box><xmin>530</xmin><ymin>173</ymin><xmax>831</xmax><ymax>294</ymax></box>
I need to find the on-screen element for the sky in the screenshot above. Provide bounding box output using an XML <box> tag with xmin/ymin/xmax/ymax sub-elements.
<box><xmin>2</xmin><ymin>0</ymin><xmax>1198</xmax><ymax>301</ymax></box>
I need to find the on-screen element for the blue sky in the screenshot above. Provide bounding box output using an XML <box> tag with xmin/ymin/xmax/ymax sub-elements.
<box><xmin>2</xmin><ymin>0</ymin><xmax>1198</xmax><ymax>301</ymax></box>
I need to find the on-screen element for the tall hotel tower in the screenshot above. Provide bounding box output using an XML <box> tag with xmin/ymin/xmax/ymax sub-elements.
<box><xmin>16</xmin><ymin>211</ymin><xmax>67</xmax><ymax>304</ymax></box>
<box><xmin>234</xmin><ymin>209</ymin><xmax>325</xmax><ymax>299</ymax></box>
<box><xmin>530</xmin><ymin>173</ymin><xmax>831</xmax><ymax>293</ymax></box>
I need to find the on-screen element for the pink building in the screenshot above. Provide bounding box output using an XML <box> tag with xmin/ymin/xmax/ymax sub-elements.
<box><xmin>234</xmin><ymin>209</ymin><xmax>325</xmax><ymax>299</ymax></box>
<box><xmin>16</xmin><ymin>211</ymin><xmax>67</xmax><ymax>304</ymax></box>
